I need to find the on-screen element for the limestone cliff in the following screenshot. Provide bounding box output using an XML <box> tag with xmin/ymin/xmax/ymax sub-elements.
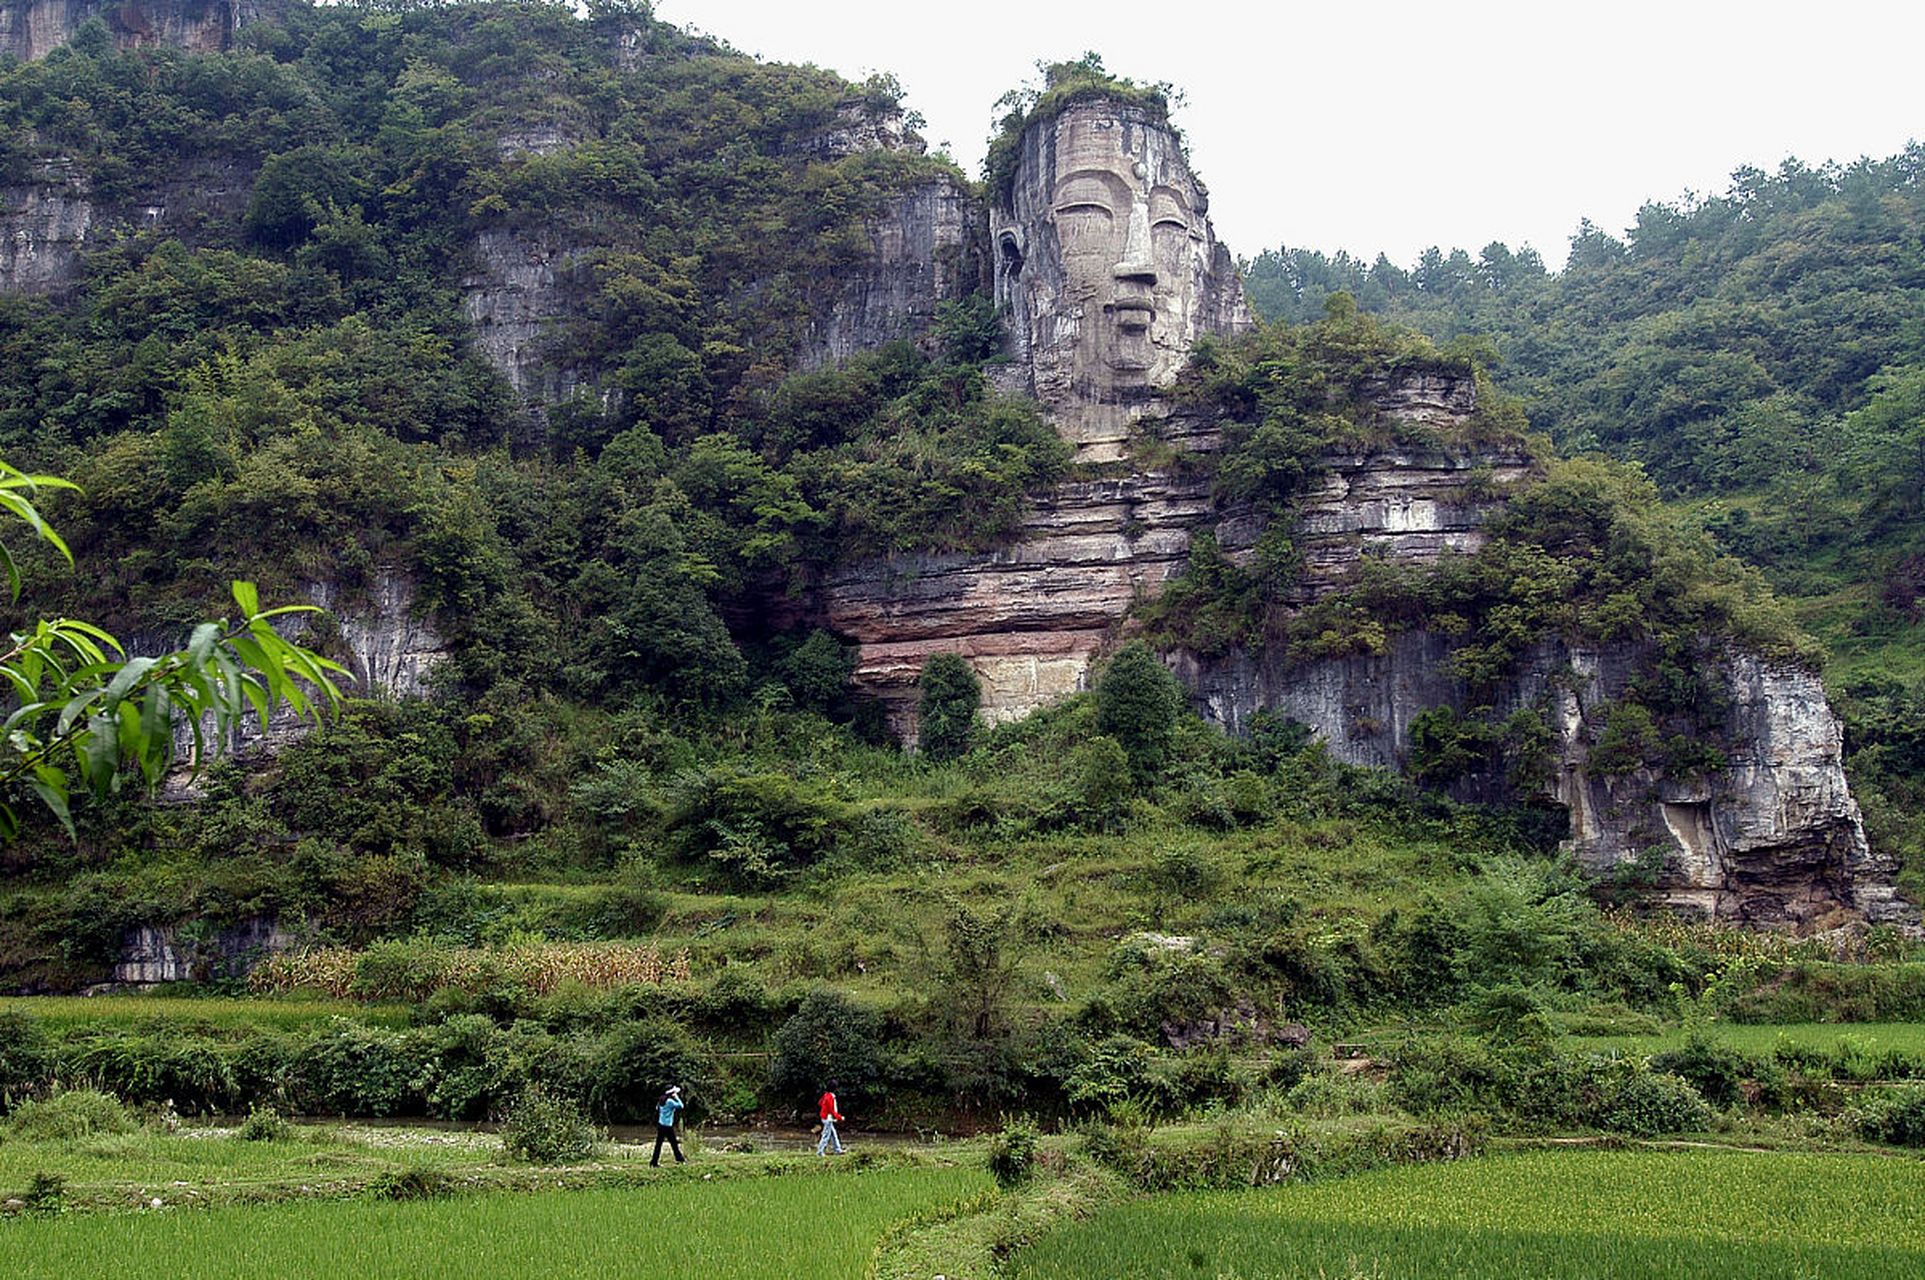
<box><xmin>112</xmin><ymin>917</ymin><xmax>287</xmax><ymax>986</ymax></box>
<box><xmin>0</xmin><ymin>1</ymin><xmax>268</xmax><ymax>293</ymax></box>
<box><xmin>0</xmin><ymin>150</ymin><xmax>254</xmax><ymax>295</ymax></box>
<box><xmin>461</xmin><ymin>100</ymin><xmax>966</xmax><ymax>413</ymax></box>
<box><xmin>461</xmin><ymin>226</ymin><xmax>582</xmax><ymax>405</ymax></box>
<box><xmin>165</xmin><ymin>569</ymin><xmax>449</xmax><ymax>781</ymax></box>
<box><xmin>799</xmin><ymin>172</ymin><xmax>986</xmax><ymax>369</ymax></box>
<box><xmin>1179</xmin><ymin>632</ymin><xmax>1903</xmax><ymax>927</ymax></box>
<box><xmin>821</xmin><ymin>375</ymin><xmax>1517</xmax><ymax>735</ymax></box>
<box><xmin>0</xmin><ymin>158</ymin><xmax>90</xmax><ymax>293</ymax></box>
<box><xmin>819</xmin><ymin>365</ymin><xmax>1906</xmax><ymax>927</ymax></box>
<box><xmin>0</xmin><ymin>0</ymin><xmax>271</xmax><ymax>60</ymax></box>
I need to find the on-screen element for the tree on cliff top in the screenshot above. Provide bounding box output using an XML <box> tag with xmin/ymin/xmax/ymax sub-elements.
<box><xmin>917</xmin><ymin>652</ymin><xmax>980</xmax><ymax>762</ymax></box>
<box><xmin>983</xmin><ymin>52</ymin><xmax>1182</xmax><ymax>201</ymax></box>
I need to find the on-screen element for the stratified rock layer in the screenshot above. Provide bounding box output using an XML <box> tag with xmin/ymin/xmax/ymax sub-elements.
<box><xmin>823</xmin><ymin>373</ymin><xmax>1519</xmax><ymax>732</ymax></box>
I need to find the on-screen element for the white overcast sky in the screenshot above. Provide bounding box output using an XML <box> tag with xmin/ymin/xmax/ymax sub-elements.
<box><xmin>654</xmin><ymin>0</ymin><xmax>1923</xmax><ymax>270</ymax></box>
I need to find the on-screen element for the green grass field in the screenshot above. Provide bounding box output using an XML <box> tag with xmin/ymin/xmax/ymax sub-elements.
<box><xmin>0</xmin><ymin>1165</ymin><xmax>988</xmax><ymax>1279</ymax></box>
<box><xmin>0</xmin><ymin>1126</ymin><xmax>489</xmax><ymax>1205</ymax></box>
<box><xmin>1564</xmin><ymin>1022</ymin><xmax>1925</xmax><ymax>1060</ymax></box>
<box><xmin>0</xmin><ymin>996</ymin><xmax>411</xmax><ymax>1032</ymax></box>
<box><xmin>1011</xmin><ymin>1149</ymin><xmax>1925</xmax><ymax>1279</ymax></box>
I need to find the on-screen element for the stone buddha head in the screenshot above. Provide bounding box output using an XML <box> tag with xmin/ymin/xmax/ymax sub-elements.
<box><xmin>992</xmin><ymin>98</ymin><xmax>1248</xmax><ymax>460</ymax></box>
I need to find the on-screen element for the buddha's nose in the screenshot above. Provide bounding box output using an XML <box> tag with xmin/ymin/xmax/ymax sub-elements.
<box><xmin>1116</xmin><ymin>204</ymin><xmax>1156</xmax><ymax>289</ymax></box>
<box><xmin>1112</xmin><ymin>264</ymin><xmax>1156</xmax><ymax>332</ymax></box>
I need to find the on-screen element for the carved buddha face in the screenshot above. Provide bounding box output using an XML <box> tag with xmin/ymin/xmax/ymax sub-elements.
<box><xmin>994</xmin><ymin>99</ymin><xmax>1244</xmax><ymax>458</ymax></box>
<box><xmin>1048</xmin><ymin>114</ymin><xmax>1198</xmax><ymax>375</ymax></box>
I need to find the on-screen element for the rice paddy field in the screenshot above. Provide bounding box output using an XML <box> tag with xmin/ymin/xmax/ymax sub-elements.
<box><xmin>0</xmin><ymin>996</ymin><xmax>412</xmax><ymax>1033</ymax></box>
<box><xmin>0</xmin><ymin>1166</ymin><xmax>989</xmax><ymax>1279</ymax></box>
<box><xmin>1010</xmin><ymin>1149</ymin><xmax>1925</xmax><ymax>1280</ymax></box>
<box><xmin>1562</xmin><ymin>1022</ymin><xmax>1925</xmax><ymax>1060</ymax></box>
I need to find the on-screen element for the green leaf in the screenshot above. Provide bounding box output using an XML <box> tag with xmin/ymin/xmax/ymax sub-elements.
<box><xmin>55</xmin><ymin>686</ymin><xmax>105</xmax><ymax>737</ymax></box>
<box><xmin>231</xmin><ymin>580</ymin><xmax>261</xmax><ymax>618</ymax></box>
<box><xmin>102</xmin><ymin>655</ymin><xmax>158</xmax><ymax>705</ymax></box>
<box><xmin>29</xmin><ymin>775</ymin><xmax>72</xmax><ymax>841</ymax></box>
<box><xmin>79</xmin><ymin>711</ymin><xmax>119</xmax><ymax>796</ymax></box>
<box><xmin>186</xmin><ymin>622</ymin><xmax>221</xmax><ymax>667</ymax></box>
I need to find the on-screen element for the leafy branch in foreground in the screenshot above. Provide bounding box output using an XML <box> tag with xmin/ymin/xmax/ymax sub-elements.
<box><xmin>0</xmin><ymin>463</ymin><xmax>345</xmax><ymax>836</ymax></box>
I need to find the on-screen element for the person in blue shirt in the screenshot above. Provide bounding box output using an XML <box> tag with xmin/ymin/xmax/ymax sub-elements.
<box><xmin>651</xmin><ymin>1085</ymin><xmax>686</xmax><ymax>1166</ymax></box>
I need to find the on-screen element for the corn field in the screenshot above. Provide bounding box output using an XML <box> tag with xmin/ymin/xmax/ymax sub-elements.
<box><xmin>249</xmin><ymin>942</ymin><xmax>693</xmax><ymax>1000</ymax></box>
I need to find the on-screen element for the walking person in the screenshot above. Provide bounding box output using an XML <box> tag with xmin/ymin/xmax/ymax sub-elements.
<box><xmin>815</xmin><ymin>1081</ymin><xmax>844</xmax><ymax>1156</ymax></box>
<box><xmin>651</xmin><ymin>1085</ymin><xmax>686</xmax><ymax>1167</ymax></box>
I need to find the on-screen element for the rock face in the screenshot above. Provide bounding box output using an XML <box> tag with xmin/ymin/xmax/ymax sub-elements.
<box><xmin>315</xmin><ymin>568</ymin><xmax>450</xmax><ymax>702</ymax></box>
<box><xmin>167</xmin><ymin>569</ymin><xmax>449</xmax><ymax>781</ymax></box>
<box><xmin>799</xmin><ymin>173</ymin><xmax>985</xmax><ymax>369</ymax></box>
<box><xmin>461</xmin><ymin>99</ymin><xmax>966</xmax><ymax>415</ymax></box>
<box><xmin>991</xmin><ymin>99</ymin><xmax>1251</xmax><ymax>462</ymax></box>
<box><xmin>112</xmin><ymin>916</ymin><xmax>288</xmax><ymax>986</ymax></box>
<box><xmin>0</xmin><ymin>0</ymin><xmax>269</xmax><ymax>61</ymax></box>
<box><xmin>822</xmin><ymin>353</ymin><xmax>1905</xmax><ymax>926</ymax></box>
<box><xmin>0</xmin><ymin>159</ymin><xmax>90</xmax><ymax>293</ymax></box>
<box><xmin>1</xmin><ymin>150</ymin><xmax>255</xmax><ymax>296</ymax></box>
<box><xmin>461</xmin><ymin>226</ymin><xmax>581</xmax><ymax>405</ymax></box>
<box><xmin>823</xmin><ymin>467</ymin><xmax>1215</xmax><ymax>734</ymax></box>
<box><xmin>823</xmin><ymin>374</ymin><xmax>1516</xmax><ymax>737</ymax></box>
<box><xmin>1180</xmin><ymin>634</ymin><xmax>1904</xmax><ymax>927</ymax></box>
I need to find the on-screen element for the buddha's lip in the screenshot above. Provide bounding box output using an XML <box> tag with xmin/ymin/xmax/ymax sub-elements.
<box><xmin>1111</xmin><ymin>297</ymin><xmax>1155</xmax><ymax>314</ymax></box>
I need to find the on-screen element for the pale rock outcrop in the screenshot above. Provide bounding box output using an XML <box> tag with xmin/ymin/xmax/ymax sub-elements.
<box><xmin>112</xmin><ymin>917</ymin><xmax>289</xmax><ymax>986</ymax></box>
<box><xmin>314</xmin><ymin>569</ymin><xmax>450</xmax><ymax>701</ymax></box>
<box><xmin>462</xmin><ymin>99</ymin><xmax>959</xmax><ymax>408</ymax></box>
<box><xmin>823</xmin><ymin>341</ymin><xmax>1905</xmax><ymax>925</ymax></box>
<box><xmin>461</xmin><ymin>226</ymin><xmax>581</xmax><ymax>404</ymax></box>
<box><xmin>166</xmin><ymin>568</ymin><xmax>449</xmax><ymax>781</ymax></box>
<box><xmin>1179</xmin><ymin>634</ymin><xmax>1904</xmax><ymax>927</ymax></box>
<box><xmin>0</xmin><ymin>0</ymin><xmax>271</xmax><ymax>61</ymax></box>
<box><xmin>0</xmin><ymin>159</ymin><xmax>90</xmax><ymax>293</ymax></box>
<box><xmin>800</xmin><ymin>173</ymin><xmax>985</xmax><ymax>369</ymax></box>
<box><xmin>784</xmin><ymin>99</ymin><xmax>923</xmax><ymax>161</ymax></box>
<box><xmin>1</xmin><ymin>150</ymin><xmax>255</xmax><ymax>296</ymax></box>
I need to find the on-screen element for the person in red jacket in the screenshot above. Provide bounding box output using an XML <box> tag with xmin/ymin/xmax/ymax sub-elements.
<box><xmin>815</xmin><ymin>1081</ymin><xmax>844</xmax><ymax>1156</ymax></box>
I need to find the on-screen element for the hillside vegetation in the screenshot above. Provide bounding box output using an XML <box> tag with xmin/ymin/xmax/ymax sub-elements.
<box><xmin>1245</xmin><ymin>149</ymin><xmax>1925</xmax><ymax>888</ymax></box>
<box><xmin>0</xmin><ymin>5</ymin><xmax>1920</xmax><ymax>1145</ymax></box>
